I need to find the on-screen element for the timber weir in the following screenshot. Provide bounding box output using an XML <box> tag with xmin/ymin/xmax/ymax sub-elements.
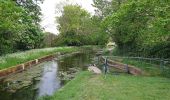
<box><xmin>100</xmin><ymin>56</ymin><xmax>143</xmax><ymax>75</ymax></box>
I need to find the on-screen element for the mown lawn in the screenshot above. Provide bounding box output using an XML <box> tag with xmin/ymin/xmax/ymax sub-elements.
<box><xmin>0</xmin><ymin>47</ymin><xmax>78</xmax><ymax>70</ymax></box>
<box><xmin>40</xmin><ymin>71</ymin><xmax>170</xmax><ymax>100</ymax></box>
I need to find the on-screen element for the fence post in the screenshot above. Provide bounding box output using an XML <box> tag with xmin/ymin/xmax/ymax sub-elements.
<box><xmin>139</xmin><ymin>57</ymin><xmax>141</xmax><ymax>62</ymax></box>
<box><xmin>150</xmin><ymin>58</ymin><xmax>152</xmax><ymax>64</ymax></box>
<box><xmin>125</xmin><ymin>64</ymin><xmax>129</xmax><ymax>74</ymax></box>
<box><xmin>97</xmin><ymin>56</ymin><xmax>99</xmax><ymax>65</ymax></box>
<box><xmin>104</xmin><ymin>57</ymin><xmax>108</xmax><ymax>74</ymax></box>
<box><xmin>160</xmin><ymin>59</ymin><xmax>164</xmax><ymax>71</ymax></box>
<box><xmin>162</xmin><ymin>59</ymin><xmax>165</xmax><ymax>71</ymax></box>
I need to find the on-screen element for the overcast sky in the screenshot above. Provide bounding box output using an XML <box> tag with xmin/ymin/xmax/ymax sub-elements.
<box><xmin>40</xmin><ymin>0</ymin><xmax>95</xmax><ymax>35</ymax></box>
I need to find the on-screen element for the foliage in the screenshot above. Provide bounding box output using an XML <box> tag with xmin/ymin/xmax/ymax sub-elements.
<box><xmin>92</xmin><ymin>0</ymin><xmax>127</xmax><ymax>19</ymax></box>
<box><xmin>0</xmin><ymin>47</ymin><xmax>78</xmax><ymax>70</ymax></box>
<box><xmin>16</xmin><ymin>25</ymin><xmax>44</xmax><ymax>50</ymax></box>
<box><xmin>55</xmin><ymin>5</ymin><xmax>108</xmax><ymax>46</ymax></box>
<box><xmin>92</xmin><ymin>0</ymin><xmax>113</xmax><ymax>18</ymax></box>
<box><xmin>103</xmin><ymin>0</ymin><xmax>170</xmax><ymax>58</ymax></box>
<box><xmin>56</xmin><ymin>5</ymin><xmax>90</xmax><ymax>46</ymax></box>
<box><xmin>15</xmin><ymin>0</ymin><xmax>45</xmax><ymax>50</ymax></box>
<box><xmin>0</xmin><ymin>0</ymin><xmax>44</xmax><ymax>55</ymax></box>
<box><xmin>57</xmin><ymin>5</ymin><xmax>91</xmax><ymax>35</ymax></box>
<box><xmin>0</xmin><ymin>0</ymin><xmax>23</xmax><ymax>54</ymax></box>
<box><xmin>43</xmin><ymin>32</ymin><xmax>57</xmax><ymax>47</ymax></box>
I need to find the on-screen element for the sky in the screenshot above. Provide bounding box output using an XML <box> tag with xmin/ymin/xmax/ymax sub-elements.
<box><xmin>40</xmin><ymin>0</ymin><xmax>95</xmax><ymax>35</ymax></box>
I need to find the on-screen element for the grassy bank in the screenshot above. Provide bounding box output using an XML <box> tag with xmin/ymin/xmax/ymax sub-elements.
<box><xmin>108</xmin><ymin>57</ymin><xmax>170</xmax><ymax>77</ymax></box>
<box><xmin>40</xmin><ymin>71</ymin><xmax>170</xmax><ymax>100</ymax></box>
<box><xmin>122</xmin><ymin>59</ymin><xmax>170</xmax><ymax>77</ymax></box>
<box><xmin>0</xmin><ymin>47</ymin><xmax>78</xmax><ymax>70</ymax></box>
<box><xmin>103</xmin><ymin>48</ymin><xmax>170</xmax><ymax>77</ymax></box>
<box><xmin>122</xmin><ymin>59</ymin><xmax>161</xmax><ymax>76</ymax></box>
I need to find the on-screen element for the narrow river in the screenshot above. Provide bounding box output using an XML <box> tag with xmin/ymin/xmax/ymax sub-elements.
<box><xmin>0</xmin><ymin>49</ymin><xmax>97</xmax><ymax>100</ymax></box>
<box><xmin>38</xmin><ymin>61</ymin><xmax>60</xmax><ymax>96</ymax></box>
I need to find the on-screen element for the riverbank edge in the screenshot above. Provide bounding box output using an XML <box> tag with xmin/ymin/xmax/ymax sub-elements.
<box><xmin>100</xmin><ymin>56</ymin><xmax>143</xmax><ymax>75</ymax></box>
<box><xmin>0</xmin><ymin>47</ymin><xmax>79</xmax><ymax>79</ymax></box>
<box><xmin>39</xmin><ymin>71</ymin><xmax>170</xmax><ymax>100</ymax></box>
<box><xmin>38</xmin><ymin>71</ymin><xmax>92</xmax><ymax>100</ymax></box>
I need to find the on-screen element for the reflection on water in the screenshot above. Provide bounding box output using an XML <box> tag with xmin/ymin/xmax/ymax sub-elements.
<box><xmin>0</xmin><ymin>49</ymin><xmax>97</xmax><ymax>100</ymax></box>
<box><xmin>38</xmin><ymin>61</ymin><xmax>60</xmax><ymax>96</ymax></box>
<box><xmin>58</xmin><ymin>52</ymin><xmax>92</xmax><ymax>71</ymax></box>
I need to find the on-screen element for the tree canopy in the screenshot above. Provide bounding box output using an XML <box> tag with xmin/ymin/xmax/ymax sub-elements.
<box><xmin>55</xmin><ymin>5</ymin><xmax>108</xmax><ymax>46</ymax></box>
<box><xmin>0</xmin><ymin>0</ymin><xmax>44</xmax><ymax>55</ymax></box>
<box><xmin>103</xmin><ymin>0</ymin><xmax>170</xmax><ymax>58</ymax></box>
<box><xmin>1</xmin><ymin>0</ymin><xmax>169</xmax><ymax>58</ymax></box>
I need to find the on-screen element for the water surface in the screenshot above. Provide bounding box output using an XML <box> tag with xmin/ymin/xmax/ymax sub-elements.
<box><xmin>0</xmin><ymin>49</ymin><xmax>96</xmax><ymax>100</ymax></box>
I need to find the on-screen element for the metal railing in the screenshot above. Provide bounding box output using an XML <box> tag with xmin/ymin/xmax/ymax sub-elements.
<box><xmin>100</xmin><ymin>56</ymin><xmax>170</xmax><ymax>77</ymax></box>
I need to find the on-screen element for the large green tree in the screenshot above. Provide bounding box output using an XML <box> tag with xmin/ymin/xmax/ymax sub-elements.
<box><xmin>14</xmin><ymin>0</ymin><xmax>44</xmax><ymax>50</ymax></box>
<box><xmin>55</xmin><ymin>5</ymin><xmax>109</xmax><ymax>46</ymax></box>
<box><xmin>92</xmin><ymin>0</ymin><xmax>126</xmax><ymax>19</ymax></box>
<box><xmin>0</xmin><ymin>0</ymin><xmax>24</xmax><ymax>54</ymax></box>
<box><xmin>56</xmin><ymin>5</ymin><xmax>92</xmax><ymax>46</ymax></box>
<box><xmin>0</xmin><ymin>0</ymin><xmax>44</xmax><ymax>55</ymax></box>
<box><xmin>103</xmin><ymin>0</ymin><xmax>170</xmax><ymax>58</ymax></box>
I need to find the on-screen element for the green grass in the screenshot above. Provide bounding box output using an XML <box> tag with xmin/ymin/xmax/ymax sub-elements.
<box><xmin>122</xmin><ymin>59</ymin><xmax>162</xmax><ymax>76</ymax></box>
<box><xmin>0</xmin><ymin>47</ymin><xmax>78</xmax><ymax>70</ymax></box>
<box><xmin>106</xmin><ymin>56</ymin><xmax>170</xmax><ymax>77</ymax></box>
<box><xmin>40</xmin><ymin>71</ymin><xmax>170</xmax><ymax>100</ymax></box>
<box><xmin>103</xmin><ymin>47</ymin><xmax>170</xmax><ymax>77</ymax></box>
<box><xmin>123</xmin><ymin>59</ymin><xmax>170</xmax><ymax>78</ymax></box>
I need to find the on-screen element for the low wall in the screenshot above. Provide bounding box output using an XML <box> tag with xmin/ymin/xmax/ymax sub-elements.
<box><xmin>100</xmin><ymin>57</ymin><xmax>143</xmax><ymax>75</ymax></box>
<box><xmin>0</xmin><ymin>54</ymin><xmax>57</xmax><ymax>79</ymax></box>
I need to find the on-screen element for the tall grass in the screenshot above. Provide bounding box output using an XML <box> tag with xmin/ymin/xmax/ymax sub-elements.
<box><xmin>108</xmin><ymin>57</ymin><xmax>170</xmax><ymax>77</ymax></box>
<box><xmin>0</xmin><ymin>47</ymin><xmax>78</xmax><ymax>70</ymax></box>
<box><xmin>122</xmin><ymin>59</ymin><xmax>162</xmax><ymax>76</ymax></box>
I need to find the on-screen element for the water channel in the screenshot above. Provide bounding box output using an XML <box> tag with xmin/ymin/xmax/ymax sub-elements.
<box><xmin>0</xmin><ymin>48</ymin><xmax>98</xmax><ymax>100</ymax></box>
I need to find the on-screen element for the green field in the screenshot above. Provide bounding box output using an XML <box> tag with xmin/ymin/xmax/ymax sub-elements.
<box><xmin>40</xmin><ymin>71</ymin><xmax>170</xmax><ymax>100</ymax></box>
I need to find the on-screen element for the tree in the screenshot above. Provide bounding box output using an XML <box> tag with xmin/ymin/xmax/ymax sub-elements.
<box><xmin>92</xmin><ymin>0</ymin><xmax>127</xmax><ymax>46</ymax></box>
<box><xmin>103</xmin><ymin>0</ymin><xmax>170</xmax><ymax>58</ymax></box>
<box><xmin>43</xmin><ymin>32</ymin><xmax>57</xmax><ymax>47</ymax></box>
<box><xmin>56</xmin><ymin>5</ymin><xmax>92</xmax><ymax>46</ymax></box>
<box><xmin>0</xmin><ymin>0</ymin><xmax>24</xmax><ymax>54</ymax></box>
<box><xmin>92</xmin><ymin>0</ymin><xmax>126</xmax><ymax>19</ymax></box>
<box><xmin>0</xmin><ymin>0</ymin><xmax>44</xmax><ymax>55</ymax></box>
<box><xmin>15</xmin><ymin>0</ymin><xmax>43</xmax><ymax>24</ymax></box>
<box><xmin>14</xmin><ymin>0</ymin><xmax>45</xmax><ymax>50</ymax></box>
<box><xmin>55</xmin><ymin>4</ymin><xmax>109</xmax><ymax>46</ymax></box>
